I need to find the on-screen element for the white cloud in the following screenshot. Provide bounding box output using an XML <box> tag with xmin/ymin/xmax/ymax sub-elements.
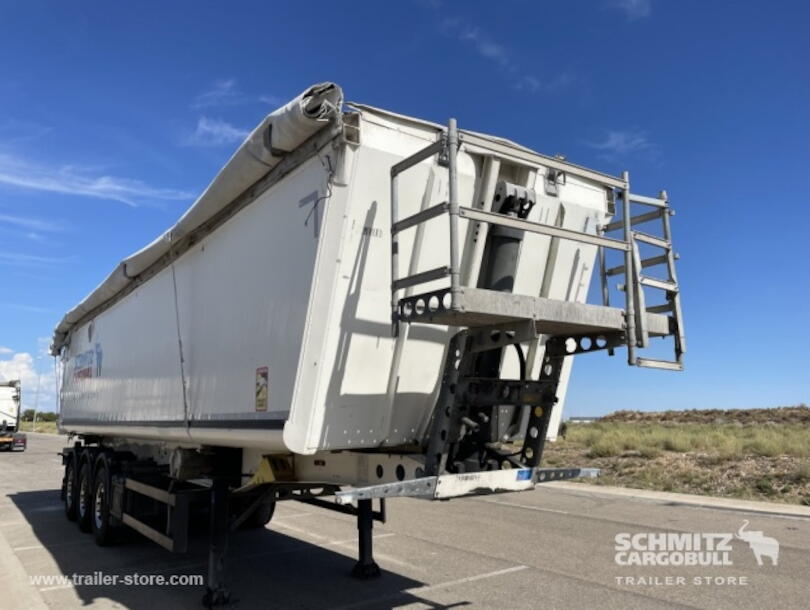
<box><xmin>193</xmin><ymin>79</ymin><xmax>281</xmax><ymax>109</ymax></box>
<box><xmin>0</xmin><ymin>346</ymin><xmax>12</xmax><ymax>354</ymax></box>
<box><xmin>0</xmin><ymin>302</ymin><xmax>52</xmax><ymax>312</ymax></box>
<box><xmin>437</xmin><ymin>16</ymin><xmax>572</xmax><ymax>95</ymax></box>
<box><xmin>589</xmin><ymin>130</ymin><xmax>654</xmax><ymax>155</ymax></box>
<box><xmin>0</xmin><ymin>153</ymin><xmax>193</xmax><ymax>207</ymax></box>
<box><xmin>0</xmin><ymin>213</ymin><xmax>63</xmax><ymax>233</ymax></box>
<box><xmin>258</xmin><ymin>94</ymin><xmax>283</xmax><ymax>107</ymax></box>
<box><xmin>0</xmin><ymin>350</ymin><xmax>57</xmax><ymax>412</ymax></box>
<box><xmin>0</xmin><ymin>251</ymin><xmax>68</xmax><ymax>267</ymax></box>
<box><xmin>192</xmin><ymin>79</ymin><xmax>240</xmax><ymax>109</ymax></box>
<box><xmin>517</xmin><ymin>73</ymin><xmax>575</xmax><ymax>94</ymax></box>
<box><xmin>456</xmin><ymin>24</ymin><xmax>509</xmax><ymax>66</ymax></box>
<box><xmin>608</xmin><ymin>0</ymin><xmax>652</xmax><ymax>20</ymax></box>
<box><xmin>185</xmin><ymin>117</ymin><xmax>250</xmax><ymax>147</ymax></box>
<box><xmin>36</xmin><ymin>336</ymin><xmax>52</xmax><ymax>358</ymax></box>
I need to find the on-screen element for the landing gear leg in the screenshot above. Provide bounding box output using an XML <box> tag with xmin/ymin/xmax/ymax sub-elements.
<box><xmin>351</xmin><ymin>499</ymin><xmax>381</xmax><ymax>579</ymax></box>
<box><xmin>203</xmin><ymin>479</ymin><xmax>231</xmax><ymax>607</ymax></box>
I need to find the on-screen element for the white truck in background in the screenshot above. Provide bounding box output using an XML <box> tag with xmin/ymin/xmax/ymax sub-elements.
<box><xmin>0</xmin><ymin>380</ymin><xmax>26</xmax><ymax>451</ymax></box>
<box><xmin>52</xmin><ymin>83</ymin><xmax>685</xmax><ymax>605</ymax></box>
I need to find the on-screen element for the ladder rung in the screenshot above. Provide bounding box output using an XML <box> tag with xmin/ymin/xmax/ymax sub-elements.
<box><xmin>392</xmin><ymin>202</ymin><xmax>448</xmax><ymax>234</ymax></box>
<box><xmin>646</xmin><ymin>303</ymin><xmax>673</xmax><ymax>314</ymax></box>
<box><xmin>640</xmin><ymin>276</ymin><xmax>679</xmax><ymax>292</ymax></box>
<box><xmin>392</xmin><ymin>266</ymin><xmax>449</xmax><ymax>291</ymax></box>
<box><xmin>603</xmin><ymin>209</ymin><xmax>664</xmax><ymax>232</ymax></box>
<box><xmin>391</xmin><ymin>138</ymin><xmax>445</xmax><ymax>177</ymax></box>
<box><xmin>606</xmin><ymin>254</ymin><xmax>668</xmax><ymax>277</ymax></box>
<box><xmin>636</xmin><ymin>357</ymin><xmax>683</xmax><ymax>371</ymax></box>
<box><xmin>629</xmin><ymin>193</ymin><xmax>668</xmax><ymax>208</ymax></box>
<box><xmin>460</xmin><ymin>207</ymin><xmax>630</xmax><ymax>252</ymax></box>
<box><xmin>633</xmin><ymin>231</ymin><xmax>670</xmax><ymax>248</ymax></box>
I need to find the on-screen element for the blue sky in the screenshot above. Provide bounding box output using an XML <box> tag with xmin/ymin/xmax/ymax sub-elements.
<box><xmin>0</xmin><ymin>0</ymin><xmax>807</xmax><ymax>414</ymax></box>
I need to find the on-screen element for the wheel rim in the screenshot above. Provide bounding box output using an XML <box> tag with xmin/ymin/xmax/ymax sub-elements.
<box><xmin>94</xmin><ymin>482</ymin><xmax>105</xmax><ymax>530</ymax></box>
<box><xmin>66</xmin><ymin>467</ymin><xmax>75</xmax><ymax>510</ymax></box>
<box><xmin>79</xmin><ymin>475</ymin><xmax>87</xmax><ymax>517</ymax></box>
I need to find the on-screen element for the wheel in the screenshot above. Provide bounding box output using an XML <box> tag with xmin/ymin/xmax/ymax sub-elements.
<box><xmin>64</xmin><ymin>458</ymin><xmax>78</xmax><ymax>521</ymax></box>
<box><xmin>77</xmin><ymin>462</ymin><xmax>93</xmax><ymax>532</ymax></box>
<box><xmin>91</xmin><ymin>460</ymin><xmax>115</xmax><ymax>545</ymax></box>
<box><xmin>237</xmin><ymin>498</ymin><xmax>276</xmax><ymax>530</ymax></box>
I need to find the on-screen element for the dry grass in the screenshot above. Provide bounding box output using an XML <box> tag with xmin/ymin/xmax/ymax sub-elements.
<box><xmin>545</xmin><ymin>411</ymin><xmax>810</xmax><ymax>506</ymax></box>
<box><xmin>17</xmin><ymin>420</ymin><xmax>59</xmax><ymax>434</ymax></box>
<box><xmin>568</xmin><ymin>422</ymin><xmax>810</xmax><ymax>460</ymax></box>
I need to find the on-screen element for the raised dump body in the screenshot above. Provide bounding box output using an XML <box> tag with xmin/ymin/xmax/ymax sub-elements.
<box><xmin>52</xmin><ymin>83</ymin><xmax>684</xmax><ymax>602</ymax></box>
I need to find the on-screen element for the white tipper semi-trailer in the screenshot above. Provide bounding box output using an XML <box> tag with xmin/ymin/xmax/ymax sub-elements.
<box><xmin>0</xmin><ymin>380</ymin><xmax>26</xmax><ymax>451</ymax></box>
<box><xmin>53</xmin><ymin>83</ymin><xmax>685</xmax><ymax>604</ymax></box>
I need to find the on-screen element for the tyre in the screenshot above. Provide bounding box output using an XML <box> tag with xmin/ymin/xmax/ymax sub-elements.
<box><xmin>77</xmin><ymin>462</ymin><xmax>93</xmax><ymax>532</ymax></box>
<box><xmin>91</xmin><ymin>460</ymin><xmax>115</xmax><ymax>545</ymax></box>
<box><xmin>64</xmin><ymin>458</ymin><xmax>78</xmax><ymax>521</ymax></box>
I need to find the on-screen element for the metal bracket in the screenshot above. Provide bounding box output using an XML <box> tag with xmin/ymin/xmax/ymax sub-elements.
<box><xmin>606</xmin><ymin>187</ymin><xmax>617</xmax><ymax>216</ymax></box>
<box><xmin>458</xmin><ymin>378</ymin><xmax>551</xmax><ymax>407</ymax></box>
<box><xmin>546</xmin><ymin>332</ymin><xmax>626</xmax><ymax>357</ymax></box>
<box><xmin>544</xmin><ymin>169</ymin><xmax>566</xmax><ymax>197</ymax></box>
<box><xmin>465</xmin><ymin>319</ymin><xmax>538</xmax><ymax>355</ymax></box>
<box><xmin>437</xmin><ymin>134</ymin><xmax>451</xmax><ymax>167</ymax></box>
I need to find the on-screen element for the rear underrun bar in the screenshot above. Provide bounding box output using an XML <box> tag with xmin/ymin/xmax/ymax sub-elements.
<box><xmin>334</xmin><ymin>466</ymin><xmax>599</xmax><ymax>504</ymax></box>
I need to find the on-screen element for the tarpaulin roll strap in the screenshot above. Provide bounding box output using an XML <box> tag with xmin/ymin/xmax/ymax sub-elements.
<box><xmin>52</xmin><ymin>83</ymin><xmax>343</xmax><ymax>353</ymax></box>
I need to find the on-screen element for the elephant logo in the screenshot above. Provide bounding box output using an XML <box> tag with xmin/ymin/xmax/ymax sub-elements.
<box><xmin>736</xmin><ymin>520</ymin><xmax>779</xmax><ymax>566</ymax></box>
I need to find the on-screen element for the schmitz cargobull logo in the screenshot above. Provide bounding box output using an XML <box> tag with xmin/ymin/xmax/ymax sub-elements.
<box><xmin>614</xmin><ymin>521</ymin><xmax>780</xmax><ymax>567</ymax></box>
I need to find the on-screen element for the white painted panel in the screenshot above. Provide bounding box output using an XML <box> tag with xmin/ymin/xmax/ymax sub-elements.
<box><xmin>61</xmin><ymin>269</ymin><xmax>186</xmax><ymax>425</ymax></box>
<box><xmin>175</xmin><ymin>155</ymin><xmax>327</xmax><ymax>423</ymax></box>
<box><xmin>61</xmin><ymin>154</ymin><xmax>331</xmax><ymax>440</ymax></box>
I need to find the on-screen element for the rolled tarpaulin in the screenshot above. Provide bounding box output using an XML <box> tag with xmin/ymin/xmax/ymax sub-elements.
<box><xmin>127</xmin><ymin>82</ymin><xmax>343</xmax><ymax>270</ymax></box>
<box><xmin>52</xmin><ymin>82</ymin><xmax>343</xmax><ymax>354</ymax></box>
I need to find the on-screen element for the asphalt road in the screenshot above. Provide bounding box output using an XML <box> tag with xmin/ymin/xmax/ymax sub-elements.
<box><xmin>1</xmin><ymin>433</ymin><xmax>808</xmax><ymax>609</ymax></box>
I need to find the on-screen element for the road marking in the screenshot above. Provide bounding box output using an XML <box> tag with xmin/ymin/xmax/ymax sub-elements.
<box><xmin>333</xmin><ymin>564</ymin><xmax>529</xmax><ymax>609</ymax></box>
<box><xmin>324</xmin><ymin>532</ymin><xmax>397</xmax><ymax>547</ymax></box>
<box><xmin>113</xmin><ymin>532</ymin><xmax>399</xmax><ymax>577</ymax></box>
<box><xmin>14</xmin><ymin>540</ymin><xmax>92</xmax><ymax>552</ymax></box>
<box><xmin>267</xmin><ymin>524</ymin><xmax>415</xmax><ymax>568</ymax></box>
<box><xmin>412</xmin><ymin>564</ymin><xmax>529</xmax><ymax>592</ymax></box>
<box><xmin>481</xmin><ymin>498</ymin><xmax>570</xmax><ymax>514</ymax></box>
<box><xmin>270</xmin><ymin>520</ymin><xmax>329</xmax><ymax>541</ymax></box>
<box><xmin>272</xmin><ymin>511</ymin><xmax>311</xmax><ymax>519</ymax></box>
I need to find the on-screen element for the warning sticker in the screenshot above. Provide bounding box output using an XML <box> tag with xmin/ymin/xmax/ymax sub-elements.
<box><xmin>255</xmin><ymin>367</ymin><xmax>269</xmax><ymax>412</ymax></box>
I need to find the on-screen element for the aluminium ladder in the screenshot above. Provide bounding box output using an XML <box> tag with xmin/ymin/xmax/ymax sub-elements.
<box><xmin>389</xmin><ymin>119</ymin><xmax>685</xmax><ymax>475</ymax></box>
<box><xmin>600</xmin><ymin>180</ymin><xmax>686</xmax><ymax>370</ymax></box>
